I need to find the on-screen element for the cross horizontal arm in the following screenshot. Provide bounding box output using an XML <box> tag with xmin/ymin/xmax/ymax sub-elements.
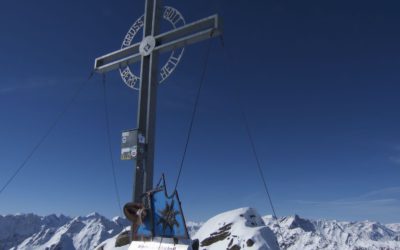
<box><xmin>94</xmin><ymin>14</ymin><xmax>221</xmax><ymax>74</ymax></box>
<box><xmin>156</xmin><ymin>18</ymin><xmax>221</xmax><ymax>55</ymax></box>
<box><xmin>156</xmin><ymin>14</ymin><xmax>220</xmax><ymax>47</ymax></box>
<box><xmin>94</xmin><ymin>43</ymin><xmax>141</xmax><ymax>74</ymax></box>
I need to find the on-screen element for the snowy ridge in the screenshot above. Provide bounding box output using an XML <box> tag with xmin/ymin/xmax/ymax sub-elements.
<box><xmin>264</xmin><ymin>214</ymin><xmax>400</xmax><ymax>250</ymax></box>
<box><xmin>387</xmin><ymin>223</ymin><xmax>400</xmax><ymax>234</ymax></box>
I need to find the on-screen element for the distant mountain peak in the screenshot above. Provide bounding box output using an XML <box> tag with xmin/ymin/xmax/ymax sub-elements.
<box><xmin>281</xmin><ymin>214</ymin><xmax>315</xmax><ymax>232</ymax></box>
<box><xmin>86</xmin><ymin>212</ymin><xmax>102</xmax><ymax>218</ymax></box>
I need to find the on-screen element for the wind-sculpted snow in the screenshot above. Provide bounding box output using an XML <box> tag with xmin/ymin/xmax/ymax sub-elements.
<box><xmin>263</xmin><ymin>214</ymin><xmax>400</xmax><ymax>250</ymax></box>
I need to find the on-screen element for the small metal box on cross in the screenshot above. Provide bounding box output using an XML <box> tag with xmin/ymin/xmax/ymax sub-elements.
<box><xmin>93</xmin><ymin>0</ymin><xmax>222</xmax><ymax>205</ymax></box>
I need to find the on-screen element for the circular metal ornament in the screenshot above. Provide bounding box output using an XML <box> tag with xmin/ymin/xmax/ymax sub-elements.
<box><xmin>120</xmin><ymin>6</ymin><xmax>186</xmax><ymax>90</ymax></box>
<box><xmin>139</xmin><ymin>36</ymin><xmax>156</xmax><ymax>56</ymax></box>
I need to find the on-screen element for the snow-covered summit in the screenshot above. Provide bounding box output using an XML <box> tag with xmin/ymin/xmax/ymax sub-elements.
<box><xmin>193</xmin><ymin>207</ymin><xmax>279</xmax><ymax>250</ymax></box>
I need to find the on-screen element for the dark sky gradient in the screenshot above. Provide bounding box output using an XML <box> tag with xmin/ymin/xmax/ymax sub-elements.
<box><xmin>0</xmin><ymin>0</ymin><xmax>399</xmax><ymax>223</ymax></box>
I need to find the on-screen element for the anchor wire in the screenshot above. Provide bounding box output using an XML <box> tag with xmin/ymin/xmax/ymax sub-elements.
<box><xmin>155</xmin><ymin>38</ymin><xmax>213</xmax><ymax>250</ymax></box>
<box><xmin>172</xmin><ymin>39</ymin><xmax>213</xmax><ymax>193</ymax></box>
<box><xmin>0</xmin><ymin>72</ymin><xmax>95</xmax><ymax>196</ymax></box>
<box><xmin>102</xmin><ymin>74</ymin><xmax>123</xmax><ymax>216</ymax></box>
<box><xmin>218</xmin><ymin>35</ymin><xmax>283</xmax><ymax>242</ymax></box>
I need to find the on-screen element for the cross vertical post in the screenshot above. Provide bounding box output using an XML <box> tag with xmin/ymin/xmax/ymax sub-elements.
<box><xmin>134</xmin><ymin>0</ymin><xmax>162</xmax><ymax>204</ymax></box>
<box><xmin>129</xmin><ymin>0</ymin><xmax>162</xmax><ymax>241</ymax></box>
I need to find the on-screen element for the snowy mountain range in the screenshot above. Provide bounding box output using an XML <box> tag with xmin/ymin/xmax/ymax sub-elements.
<box><xmin>0</xmin><ymin>213</ymin><xmax>129</xmax><ymax>250</ymax></box>
<box><xmin>1</xmin><ymin>208</ymin><xmax>399</xmax><ymax>250</ymax></box>
<box><xmin>264</xmin><ymin>214</ymin><xmax>400</xmax><ymax>250</ymax></box>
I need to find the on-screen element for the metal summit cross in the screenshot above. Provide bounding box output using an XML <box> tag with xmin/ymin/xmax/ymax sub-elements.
<box><xmin>94</xmin><ymin>0</ymin><xmax>221</xmax><ymax>205</ymax></box>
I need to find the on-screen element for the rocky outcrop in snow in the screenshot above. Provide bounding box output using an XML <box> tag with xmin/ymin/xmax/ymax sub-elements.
<box><xmin>264</xmin><ymin>214</ymin><xmax>400</xmax><ymax>250</ymax></box>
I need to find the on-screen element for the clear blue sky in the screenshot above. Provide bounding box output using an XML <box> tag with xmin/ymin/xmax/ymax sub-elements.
<box><xmin>0</xmin><ymin>0</ymin><xmax>399</xmax><ymax>223</ymax></box>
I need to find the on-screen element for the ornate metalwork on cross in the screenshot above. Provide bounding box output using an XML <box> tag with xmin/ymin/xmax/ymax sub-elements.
<box><xmin>93</xmin><ymin>0</ymin><xmax>222</xmax><ymax>248</ymax></box>
<box><xmin>119</xmin><ymin>6</ymin><xmax>187</xmax><ymax>89</ymax></box>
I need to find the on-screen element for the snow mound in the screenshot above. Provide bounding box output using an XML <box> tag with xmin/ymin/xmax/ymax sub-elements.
<box><xmin>193</xmin><ymin>207</ymin><xmax>279</xmax><ymax>250</ymax></box>
<box><xmin>95</xmin><ymin>228</ymin><xmax>130</xmax><ymax>250</ymax></box>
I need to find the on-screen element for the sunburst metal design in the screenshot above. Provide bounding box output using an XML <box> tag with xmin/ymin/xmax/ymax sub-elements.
<box><xmin>157</xmin><ymin>200</ymin><xmax>180</xmax><ymax>234</ymax></box>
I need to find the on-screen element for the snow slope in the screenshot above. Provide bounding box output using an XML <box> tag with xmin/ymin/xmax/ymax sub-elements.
<box><xmin>264</xmin><ymin>214</ymin><xmax>400</xmax><ymax>250</ymax></box>
<box><xmin>95</xmin><ymin>230</ymin><xmax>130</xmax><ymax>250</ymax></box>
